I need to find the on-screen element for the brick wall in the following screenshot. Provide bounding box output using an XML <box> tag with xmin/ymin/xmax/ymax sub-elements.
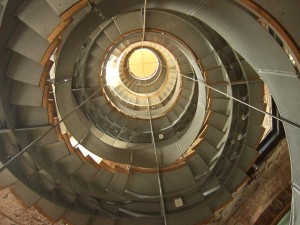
<box><xmin>0</xmin><ymin>188</ymin><xmax>64</xmax><ymax>225</ymax></box>
<box><xmin>207</xmin><ymin>138</ymin><xmax>291</xmax><ymax>225</ymax></box>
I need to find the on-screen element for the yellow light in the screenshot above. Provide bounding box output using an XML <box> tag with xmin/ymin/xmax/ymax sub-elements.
<box><xmin>128</xmin><ymin>48</ymin><xmax>158</xmax><ymax>79</ymax></box>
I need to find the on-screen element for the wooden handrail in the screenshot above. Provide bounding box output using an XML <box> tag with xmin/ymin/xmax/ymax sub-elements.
<box><xmin>60</xmin><ymin>0</ymin><xmax>87</xmax><ymax>21</ymax></box>
<box><xmin>40</xmin><ymin>38</ymin><xmax>61</xmax><ymax>66</ymax></box>
<box><xmin>48</xmin><ymin>18</ymin><xmax>72</xmax><ymax>43</ymax></box>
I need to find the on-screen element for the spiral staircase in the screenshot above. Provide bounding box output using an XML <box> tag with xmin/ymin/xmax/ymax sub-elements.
<box><xmin>0</xmin><ymin>1</ymin><xmax>299</xmax><ymax>225</ymax></box>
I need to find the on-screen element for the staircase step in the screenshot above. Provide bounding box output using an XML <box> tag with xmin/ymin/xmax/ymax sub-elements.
<box><xmin>63</xmin><ymin>210</ymin><xmax>91</xmax><ymax>225</ymax></box>
<box><xmin>114</xmin><ymin>12</ymin><xmax>143</xmax><ymax>34</ymax></box>
<box><xmin>55</xmin><ymin>153</ymin><xmax>84</xmax><ymax>176</ymax></box>
<box><xmin>37</xmin><ymin>170</ymin><xmax>56</xmax><ymax>191</ymax></box>
<box><xmin>90</xmin><ymin>168</ymin><xmax>114</xmax><ymax>190</ymax></box>
<box><xmin>90</xmin><ymin>44</ymin><xmax>105</xmax><ymax>58</ymax></box>
<box><xmin>84</xmin><ymin>66</ymin><xmax>98</xmax><ymax>78</ymax></box>
<box><xmin>106</xmin><ymin>172</ymin><xmax>129</xmax><ymax>195</ymax></box>
<box><xmin>122</xmin><ymin>201</ymin><xmax>161</xmax><ymax>214</ymax></box>
<box><xmin>116</xmin><ymin>217</ymin><xmax>165</xmax><ymax>225</ymax></box>
<box><xmin>11</xmin><ymin>181</ymin><xmax>41</xmax><ymax>207</ymax></box>
<box><xmin>210</xmin><ymin>97</ymin><xmax>230</xmax><ymax>115</ymax></box>
<box><xmin>126</xmin><ymin>172</ymin><xmax>160</xmax><ymax>197</ymax></box>
<box><xmin>201</xmin><ymin>52</ymin><xmax>220</xmax><ymax>71</ymax></box>
<box><xmin>88</xmin><ymin>217</ymin><xmax>116</xmax><ymax>225</ymax></box>
<box><xmin>46</xmin><ymin>0</ymin><xmax>81</xmax><ymax>16</ymax></box>
<box><xmin>72</xmin><ymin>162</ymin><xmax>99</xmax><ymax>184</ymax></box>
<box><xmin>237</xmin><ymin>145</ymin><xmax>258</xmax><ymax>171</ymax></box>
<box><xmin>207</xmin><ymin>186</ymin><xmax>232</xmax><ymax>211</ymax></box>
<box><xmin>104</xmin><ymin>22</ymin><xmax>121</xmax><ymax>41</ymax></box>
<box><xmin>161</xmin><ymin>166</ymin><xmax>196</xmax><ymax>194</ymax></box>
<box><xmin>0</xmin><ymin>164</ymin><xmax>18</xmax><ymax>188</ymax></box>
<box><xmin>92</xmin><ymin>96</ymin><xmax>107</xmax><ymax>107</ymax></box>
<box><xmin>41</xmin><ymin>141</ymin><xmax>71</xmax><ymax>164</ymax></box>
<box><xmin>206</xmin><ymin>111</ymin><xmax>229</xmax><ymax>132</ymax></box>
<box><xmin>17</xmin><ymin>0</ymin><xmax>60</xmax><ymax>39</ymax></box>
<box><xmin>152</xmin><ymin>117</ymin><xmax>172</xmax><ymax>131</ymax></box>
<box><xmin>17</xmin><ymin>106</ymin><xmax>48</xmax><ymax>127</ymax></box>
<box><xmin>249</xmin><ymin>102</ymin><xmax>266</xmax><ymax>125</ymax></box>
<box><xmin>244</xmin><ymin>123</ymin><xmax>265</xmax><ymax>148</ymax></box>
<box><xmin>203</xmin><ymin>125</ymin><xmax>225</xmax><ymax>149</ymax></box>
<box><xmin>9</xmin><ymin>23</ymin><xmax>49</xmax><ymax>62</ymax></box>
<box><xmin>186</xmin><ymin>154</ymin><xmax>209</xmax><ymax>181</ymax></box>
<box><xmin>195</xmin><ymin>139</ymin><xmax>219</xmax><ymax>166</ymax></box>
<box><xmin>205</xmin><ymin>66</ymin><xmax>226</xmax><ymax>83</ymax></box>
<box><xmin>35</xmin><ymin>198</ymin><xmax>65</xmax><ymax>222</ymax></box>
<box><xmin>208</xmin><ymin>84</ymin><xmax>228</xmax><ymax>98</ymax></box>
<box><xmin>167</xmin><ymin>205</ymin><xmax>213</xmax><ymax>225</ymax></box>
<box><xmin>20</xmin><ymin>152</ymin><xmax>39</xmax><ymax>175</ymax></box>
<box><xmin>15</xmin><ymin>127</ymin><xmax>58</xmax><ymax>148</ymax></box>
<box><xmin>56</xmin><ymin>184</ymin><xmax>77</xmax><ymax>203</ymax></box>
<box><xmin>201</xmin><ymin>176</ymin><xmax>221</xmax><ymax>198</ymax></box>
<box><xmin>85</xmin><ymin>77</ymin><xmax>101</xmax><ymax>88</ymax></box>
<box><xmin>96</xmin><ymin>34</ymin><xmax>112</xmax><ymax>50</ymax></box>
<box><xmin>7</xmin><ymin>52</ymin><xmax>44</xmax><ymax>86</ymax></box>
<box><xmin>166</xmin><ymin>110</ymin><xmax>179</xmax><ymax>122</ymax></box>
<box><xmin>11</xmin><ymin>81</ymin><xmax>43</xmax><ymax>107</ymax></box>
<box><xmin>224</xmin><ymin>166</ymin><xmax>247</xmax><ymax>192</ymax></box>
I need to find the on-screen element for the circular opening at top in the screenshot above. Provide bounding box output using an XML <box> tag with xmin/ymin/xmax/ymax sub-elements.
<box><xmin>128</xmin><ymin>48</ymin><xmax>159</xmax><ymax>79</ymax></box>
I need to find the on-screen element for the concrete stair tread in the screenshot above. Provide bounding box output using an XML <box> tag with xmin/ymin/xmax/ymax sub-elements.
<box><xmin>186</xmin><ymin>153</ymin><xmax>210</xmax><ymax>181</ymax></box>
<box><xmin>45</xmin><ymin>0</ymin><xmax>81</xmax><ymax>16</ymax></box>
<box><xmin>41</xmin><ymin>141</ymin><xmax>71</xmax><ymax>164</ymax></box>
<box><xmin>17</xmin><ymin>0</ymin><xmax>60</xmax><ymax>39</ymax></box>
<box><xmin>11</xmin><ymin>181</ymin><xmax>41</xmax><ymax>207</ymax></box>
<box><xmin>11</xmin><ymin>81</ymin><xmax>44</xmax><ymax>107</ymax></box>
<box><xmin>8</xmin><ymin>22</ymin><xmax>49</xmax><ymax>62</ymax></box>
<box><xmin>106</xmin><ymin>172</ymin><xmax>129</xmax><ymax>194</ymax></box>
<box><xmin>7</xmin><ymin>52</ymin><xmax>44</xmax><ymax>86</ymax></box>
<box><xmin>35</xmin><ymin>198</ymin><xmax>65</xmax><ymax>222</ymax></box>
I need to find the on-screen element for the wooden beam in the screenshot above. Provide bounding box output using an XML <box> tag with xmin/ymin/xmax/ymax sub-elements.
<box><xmin>39</xmin><ymin>60</ymin><xmax>53</xmax><ymax>88</ymax></box>
<box><xmin>48</xmin><ymin>18</ymin><xmax>72</xmax><ymax>43</ymax></box>
<box><xmin>62</xmin><ymin>133</ymin><xmax>74</xmax><ymax>153</ymax></box>
<box><xmin>47</xmin><ymin>101</ymin><xmax>55</xmax><ymax>125</ymax></box>
<box><xmin>42</xmin><ymin>84</ymin><xmax>49</xmax><ymax>108</ymax></box>
<box><xmin>40</xmin><ymin>38</ymin><xmax>60</xmax><ymax>66</ymax></box>
<box><xmin>60</xmin><ymin>0</ymin><xmax>87</xmax><ymax>21</ymax></box>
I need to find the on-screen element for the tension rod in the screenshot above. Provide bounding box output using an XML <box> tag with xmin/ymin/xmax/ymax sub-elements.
<box><xmin>180</xmin><ymin>74</ymin><xmax>300</xmax><ymax>131</ymax></box>
<box><xmin>0</xmin><ymin>71</ymin><xmax>121</xmax><ymax>174</ymax></box>
<box><xmin>141</xmin><ymin>0</ymin><xmax>147</xmax><ymax>45</ymax></box>
<box><xmin>144</xmin><ymin>84</ymin><xmax>168</xmax><ymax>225</ymax></box>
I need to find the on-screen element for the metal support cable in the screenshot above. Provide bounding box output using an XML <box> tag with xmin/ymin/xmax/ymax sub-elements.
<box><xmin>180</xmin><ymin>73</ymin><xmax>300</xmax><ymax>130</ymax></box>
<box><xmin>144</xmin><ymin>84</ymin><xmax>168</xmax><ymax>225</ymax></box>
<box><xmin>160</xmin><ymin>61</ymin><xmax>300</xmax><ymax>130</ymax></box>
<box><xmin>0</xmin><ymin>80</ymin><xmax>114</xmax><ymax>174</ymax></box>
<box><xmin>141</xmin><ymin>0</ymin><xmax>147</xmax><ymax>45</ymax></box>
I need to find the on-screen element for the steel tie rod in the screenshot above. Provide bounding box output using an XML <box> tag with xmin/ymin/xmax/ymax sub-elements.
<box><xmin>180</xmin><ymin>73</ymin><xmax>300</xmax><ymax>131</ymax></box>
<box><xmin>144</xmin><ymin>83</ymin><xmax>168</xmax><ymax>225</ymax></box>
<box><xmin>0</xmin><ymin>68</ymin><xmax>123</xmax><ymax>173</ymax></box>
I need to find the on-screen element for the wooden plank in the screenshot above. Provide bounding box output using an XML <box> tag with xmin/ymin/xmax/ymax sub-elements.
<box><xmin>47</xmin><ymin>101</ymin><xmax>56</xmax><ymax>125</ymax></box>
<box><xmin>60</xmin><ymin>0</ymin><xmax>87</xmax><ymax>21</ymax></box>
<box><xmin>48</xmin><ymin>18</ymin><xmax>72</xmax><ymax>43</ymax></box>
<box><xmin>39</xmin><ymin>60</ymin><xmax>53</xmax><ymax>88</ymax></box>
<box><xmin>40</xmin><ymin>38</ymin><xmax>60</xmax><ymax>66</ymax></box>
<box><xmin>62</xmin><ymin>133</ymin><xmax>74</xmax><ymax>153</ymax></box>
<box><xmin>42</xmin><ymin>84</ymin><xmax>49</xmax><ymax>108</ymax></box>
